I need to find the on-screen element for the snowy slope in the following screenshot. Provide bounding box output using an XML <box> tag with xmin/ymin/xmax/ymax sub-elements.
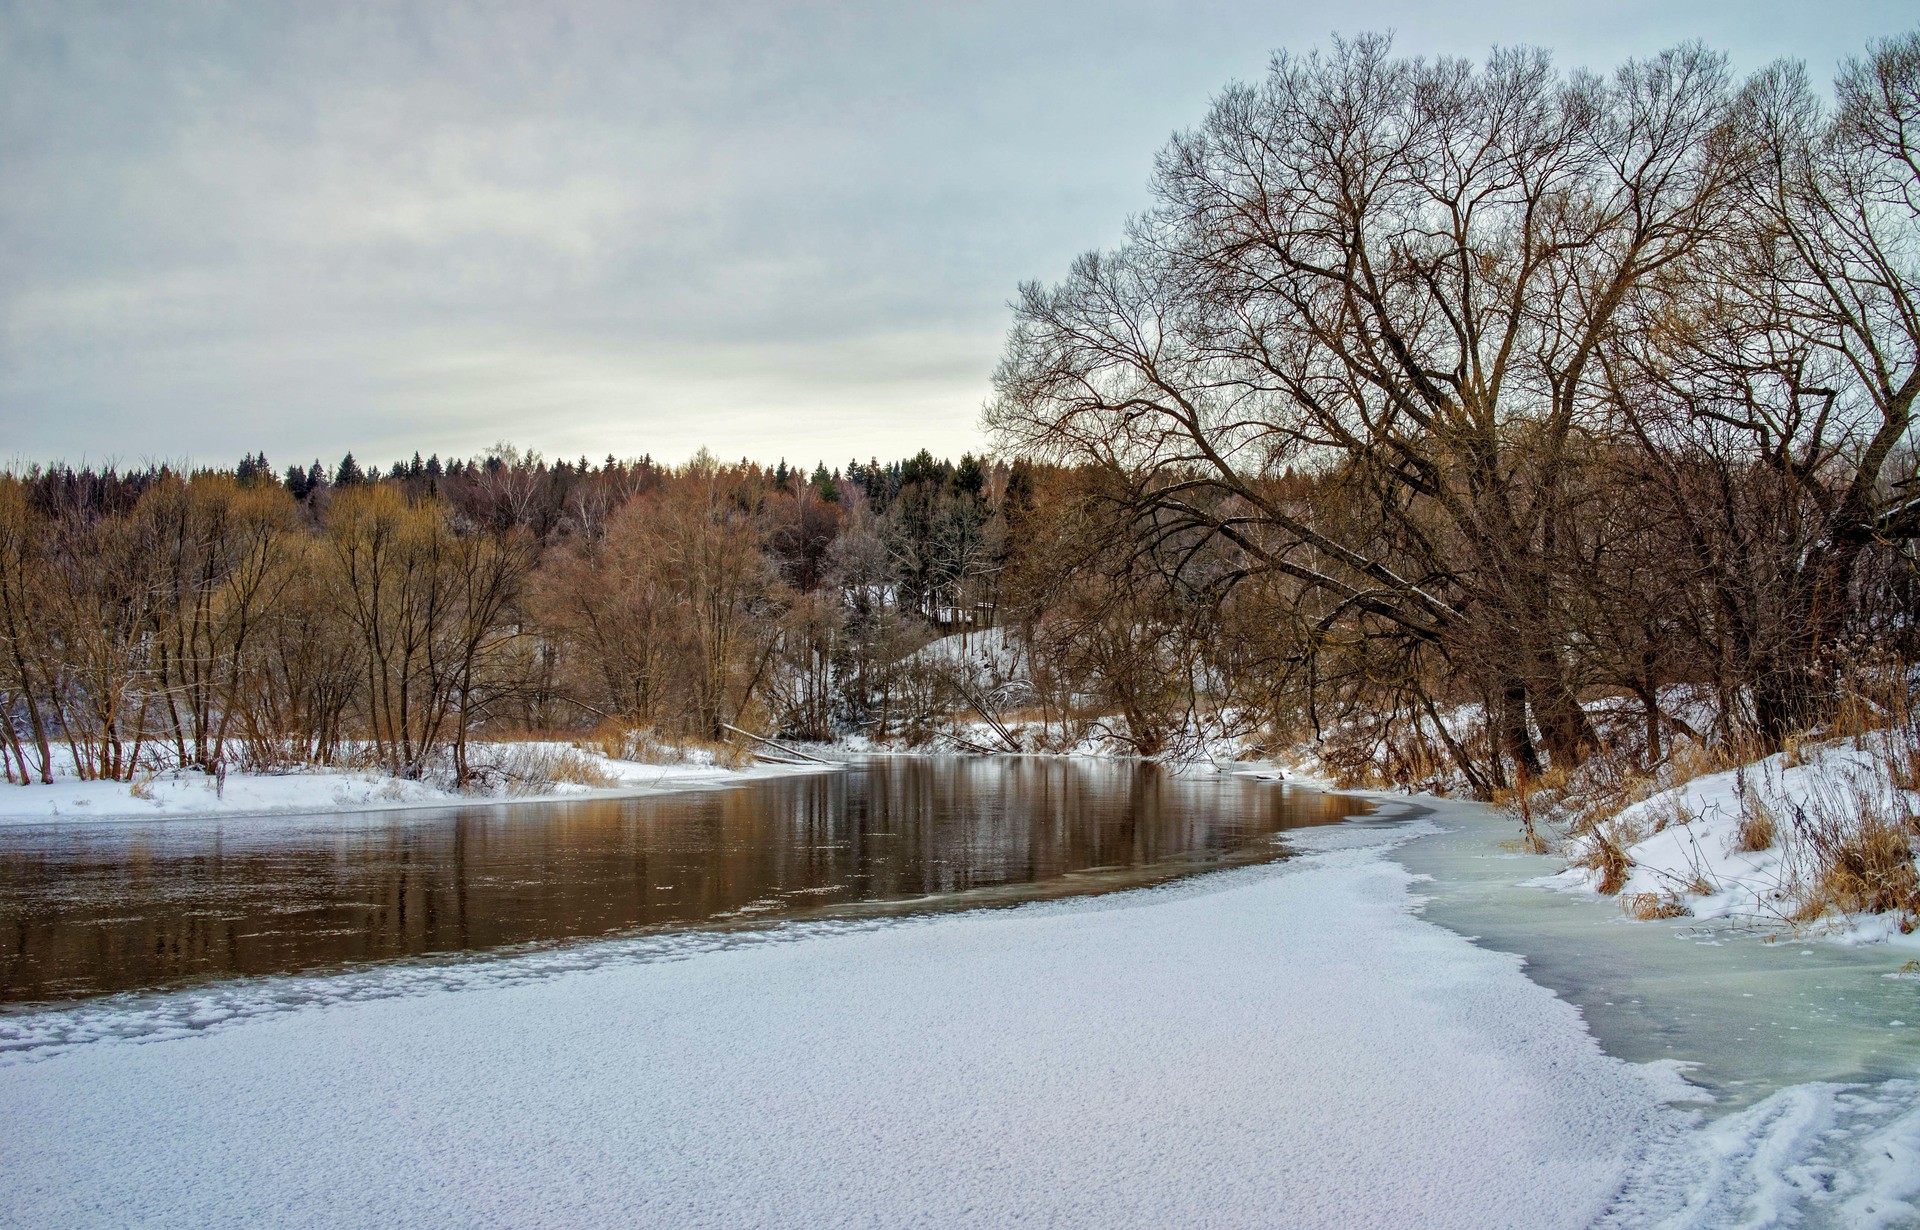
<box><xmin>1547</xmin><ymin>735</ymin><xmax>1920</xmax><ymax>945</ymax></box>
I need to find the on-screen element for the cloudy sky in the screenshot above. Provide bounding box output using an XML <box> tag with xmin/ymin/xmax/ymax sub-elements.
<box><xmin>2</xmin><ymin>1</ymin><xmax>1912</xmax><ymax>474</ymax></box>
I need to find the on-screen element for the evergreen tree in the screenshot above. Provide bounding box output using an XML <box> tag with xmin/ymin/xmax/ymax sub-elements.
<box><xmin>236</xmin><ymin>452</ymin><xmax>272</xmax><ymax>486</ymax></box>
<box><xmin>952</xmin><ymin>454</ymin><xmax>986</xmax><ymax>498</ymax></box>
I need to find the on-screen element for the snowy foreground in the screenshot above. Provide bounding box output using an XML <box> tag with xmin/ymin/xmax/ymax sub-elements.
<box><xmin>5</xmin><ymin>814</ymin><xmax>1919</xmax><ymax>1228</ymax></box>
<box><xmin>0</xmin><ymin>744</ymin><xmax>833</xmax><ymax>825</ymax></box>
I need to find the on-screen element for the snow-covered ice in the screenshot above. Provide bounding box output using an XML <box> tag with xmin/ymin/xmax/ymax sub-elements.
<box><xmin>3</xmin><ymin>810</ymin><xmax>1916</xmax><ymax>1227</ymax></box>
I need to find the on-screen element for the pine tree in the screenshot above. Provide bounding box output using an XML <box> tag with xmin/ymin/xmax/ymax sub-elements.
<box><xmin>236</xmin><ymin>452</ymin><xmax>272</xmax><ymax>486</ymax></box>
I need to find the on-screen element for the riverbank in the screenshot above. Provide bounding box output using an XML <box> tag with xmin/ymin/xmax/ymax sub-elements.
<box><xmin>0</xmin><ymin>742</ymin><xmax>842</xmax><ymax>825</ymax></box>
<box><xmin>1532</xmin><ymin>727</ymin><xmax>1920</xmax><ymax>948</ymax></box>
<box><xmin>5</xmin><ymin>797</ymin><xmax>1917</xmax><ymax>1228</ymax></box>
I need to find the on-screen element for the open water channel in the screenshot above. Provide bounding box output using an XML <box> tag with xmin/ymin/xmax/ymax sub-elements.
<box><xmin>0</xmin><ymin>757</ymin><xmax>1365</xmax><ymax>1006</ymax></box>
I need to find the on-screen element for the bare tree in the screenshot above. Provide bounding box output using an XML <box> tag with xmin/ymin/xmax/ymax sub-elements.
<box><xmin>991</xmin><ymin>35</ymin><xmax>1746</xmax><ymax>775</ymax></box>
<box><xmin>1612</xmin><ymin>35</ymin><xmax>1920</xmax><ymax>736</ymax></box>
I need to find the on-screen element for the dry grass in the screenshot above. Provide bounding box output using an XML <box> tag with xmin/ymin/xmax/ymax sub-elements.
<box><xmin>1571</xmin><ymin>830</ymin><xmax>1635</xmax><ymax>896</ymax></box>
<box><xmin>1888</xmin><ymin>722</ymin><xmax>1920</xmax><ymax>794</ymax></box>
<box><xmin>1734</xmin><ymin>789</ymin><xmax>1778</xmax><ymax>852</ymax></box>
<box><xmin>1793</xmin><ymin>810</ymin><xmax>1920</xmax><ymax>921</ymax></box>
<box><xmin>583</xmin><ymin>723</ymin><xmax>753</xmax><ymax>771</ymax></box>
<box><xmin>1623</xmin><ymin>891</ymin><xmax>1690</xmax><ymax>920</ymax></box>
<box><xmin>485</xmin><ymin>744</ymin><xmax>619</xmax><ymax>794</ymax></box>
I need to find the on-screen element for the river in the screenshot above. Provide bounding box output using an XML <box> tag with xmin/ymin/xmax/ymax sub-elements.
<box><xmin>0</xmin><ymin>757</ymin><xmax>1366</xmax><ymax>1006</ymax></box>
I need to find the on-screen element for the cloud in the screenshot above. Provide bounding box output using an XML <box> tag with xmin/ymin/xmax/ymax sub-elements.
<box><xmin>3</xmin><ymin>0</ymin><xmax>1914</xmax><ymax>467</ymax></box>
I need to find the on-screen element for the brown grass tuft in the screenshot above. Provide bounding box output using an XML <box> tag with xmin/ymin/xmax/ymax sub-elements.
<box><xmin>486</xmin><ymin>744</ymin><xmax>619</xmax><ymax>794</ymax></box>
<box><xmin>1734</xmin><ymin>805</ymin><xmax>1777</xmax><ymax>853</ymax></box>
<box><xmin>1794</xmin><ymin>811</ymin><xmax>1920</xmax><ymax>921</ymax></box>
<box><xmin>1623</xmin><ymin>892</ymin><xmax>1689</xmax><ymax>920</ymax></box>
<box><xmin>584</xmin><ymin>723</ymin><xmax>753</xmax><ymax>771</ymax></box>
<box><xmin>1889</xmin><ymin>723</ymin><xmax>1920</xmax><ymax>794</ymax></box>
<box><xmin>1572</xmin><ymin>831</ymin><xmax>1634</xmax><ymax>896</ymax></box>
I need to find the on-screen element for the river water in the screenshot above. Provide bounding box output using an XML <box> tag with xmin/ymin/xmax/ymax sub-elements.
<box><xmin>0</xmin><ymin>757</ymin><xmax>1366</xmax><ymax>1006</ymax></box>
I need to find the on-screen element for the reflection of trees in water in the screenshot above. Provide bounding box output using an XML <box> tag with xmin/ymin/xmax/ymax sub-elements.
<box><xmin>0</xmin><ymin>761</ymin><xmax>1368</xmax><ymax>1003</ymax></box>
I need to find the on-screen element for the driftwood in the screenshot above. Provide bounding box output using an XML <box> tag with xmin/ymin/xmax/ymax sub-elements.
<box><xmin>720</xmin><ymin>723</ymin><xmax>835</xmax><ymax>765</ymax></box>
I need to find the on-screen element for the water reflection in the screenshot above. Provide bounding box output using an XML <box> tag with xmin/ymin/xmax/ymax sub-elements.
<box><xmin>0</xmin><ymin>757</ymin><xmax>1365</xmax><ymax>1005</ymax></box>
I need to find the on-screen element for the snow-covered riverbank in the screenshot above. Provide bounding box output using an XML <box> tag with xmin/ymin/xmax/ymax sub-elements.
<box><xmin>5</xmin><ymin>805</ymin><xmax>1917</xmax><ymax>1228</ymax></box>
<box><xmin>1544</xmin><ymin>731</ymin><xmax>1920</xmax><ymax>948</ymax></box>
<box><xmin>0</xmin><ymin>743</ymin><xmax>840</xmax><ymax>826</ymax></box>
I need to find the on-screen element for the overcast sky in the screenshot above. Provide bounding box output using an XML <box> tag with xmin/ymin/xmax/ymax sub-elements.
<box><xmin>2</xmin><ymin>1</ymin><xmax>1913</xmax><ymax>474</ymax></box>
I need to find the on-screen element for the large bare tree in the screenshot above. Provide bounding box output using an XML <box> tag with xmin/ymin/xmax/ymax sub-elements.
<box><xmin>990</xmin><ymin>35</ymin><xmax>1747</xmax><ymax>774</ymax></box>
<box><xmin>1610</xmin><ymin>34</ymin><xmax>1920</xmax><ymax>737</ymax></box>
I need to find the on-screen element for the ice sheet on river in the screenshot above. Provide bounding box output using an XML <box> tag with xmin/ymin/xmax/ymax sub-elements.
<box><xmin>3</xmin><ymin>820</ymin><xmax>1917</xmax><ymax>1228</ymax></box>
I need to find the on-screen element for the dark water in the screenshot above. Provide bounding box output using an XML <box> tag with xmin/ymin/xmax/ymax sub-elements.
<box><xmin>0</xmin><ymin>757</ymin><xmax>1366</xmax><ymax>1006</ymax></box>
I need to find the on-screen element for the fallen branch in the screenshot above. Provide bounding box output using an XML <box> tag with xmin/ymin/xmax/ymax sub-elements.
<box><xmin>720</xmin><ymin>723</ymin><xmax>834</xmax><ymax>765</ymax></box>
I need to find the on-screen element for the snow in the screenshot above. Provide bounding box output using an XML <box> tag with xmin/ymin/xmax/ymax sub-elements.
<box><xmin>1545</xmin><ymin>733</ymin><xmax>1920</xmax><ymax>945</ymax></box>
<box><xmin>2</xmin><ymin>811</ymin><xmax>1912</xmax><ymax>1228</ymax></box>
<box><xmin>907</xmin><ymin>625</ymin><xmax>1027</xmax><ymax>679</ymax></box>
<box><xmin>1598</xmin><ymin>1079</ymin><xmax>1920</xmax><ymax>1229</ymax></box>
<box><xmin>0</xmin><ymin>742</ymin><xmax>837</xmax><ymax>826</ymax></box>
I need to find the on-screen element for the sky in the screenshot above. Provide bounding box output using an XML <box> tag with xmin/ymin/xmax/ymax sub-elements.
<box><xmin>2</xmin><ymin>1</ymin><xmax>1914</xmax><ymax>475</ymax></box>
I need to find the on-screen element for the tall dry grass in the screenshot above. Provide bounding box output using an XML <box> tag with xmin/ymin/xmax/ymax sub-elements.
<box><xmin>582</xmin><ymin>723</ymin><xmax>753</xmax><ymax>771</ymax></box>
<box><xmin>473</xmin><ymin>743</ymin><xmax>619</xmax><ymax>795</ymax></box>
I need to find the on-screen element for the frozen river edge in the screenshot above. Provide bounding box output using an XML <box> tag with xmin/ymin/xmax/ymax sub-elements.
<box><xmin>3</xmin><ymin>802</ymin><xmax>1918</xmax><ymax>1228</ymax></box>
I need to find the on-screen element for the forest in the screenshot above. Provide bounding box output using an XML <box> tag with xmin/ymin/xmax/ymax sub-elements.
<box><xmin>2</xmin><ymin>31</ymin><xmax>1917</xmax><ymax>807</ymax></box>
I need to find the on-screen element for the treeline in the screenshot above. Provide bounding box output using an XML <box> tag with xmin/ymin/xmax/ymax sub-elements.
<box><xmin>7</xmin><ymin>31</ymin><xmax>1919</xmax><ymax>798</ymax></box>
<box><xmin>989</xmin><ymin>30</ymin><xmax>1920</xmax><ymax>791</ymax></box>
<box><xmin>0</xmin><ymin>446</ymin><xmax>1036</xmax><ymax>784</ymax></box>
